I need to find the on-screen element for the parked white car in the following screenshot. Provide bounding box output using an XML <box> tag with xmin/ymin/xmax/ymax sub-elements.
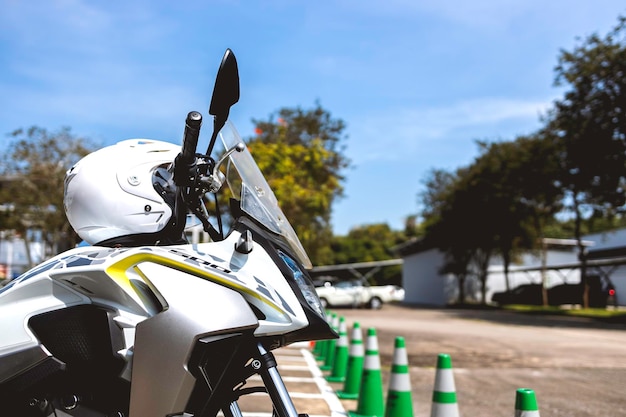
<box><xmin>314</xmin><ymin>279</ymin><xmax>405</xmax><ymax>309</ymax></box>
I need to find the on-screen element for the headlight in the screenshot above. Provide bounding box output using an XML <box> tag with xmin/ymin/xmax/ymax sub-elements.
<box><xmin>278</xmin><ymin>251</ymin><xmax>325</xmax><ymax>318</ymax></box>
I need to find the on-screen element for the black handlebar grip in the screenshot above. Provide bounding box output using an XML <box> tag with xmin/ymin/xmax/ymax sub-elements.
<box><xmin>182</xmin><ymin>111</ymin><xmax>202</xmax><ymax>159</ymax></box>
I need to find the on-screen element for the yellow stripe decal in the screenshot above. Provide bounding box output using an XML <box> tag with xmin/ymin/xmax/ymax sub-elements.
<box><xmin>105</xmin><ymin>252</ymin><xmax>284</xmax><ymax>314</ymax></box>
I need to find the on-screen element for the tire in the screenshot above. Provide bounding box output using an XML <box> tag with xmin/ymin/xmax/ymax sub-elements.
<box><xmin>368</xmin><ymin>297</ymin><xmax>383</xmax><ymax>310</ymax></box>
<box><xmin>320</xmin><ymin>297</ymin><xmax>329</xmax><ymax>310</ymax></box>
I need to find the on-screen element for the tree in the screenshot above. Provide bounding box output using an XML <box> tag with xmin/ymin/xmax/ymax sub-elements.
<box><xmin>414</xmin><ymin>16</ymin><xmax>626</xmax><ymax>306</ymax></box>
<box><xmin>248</xmin><ymin>103</ymin><xmax>350</xmax><ymax>265</ymax></box>
<box><xmin>419</xmin><ymin>168</ymin><xmax>458</xmax><ymax>225</ymax></box>
<box><xmin>419</xmin><ymin>135</ymin><xmax>563</xmax><ymax>305</ymax></box>
<box><xmin>0</xmin><ymin>126</ymin><xmax>94</xmax><ymax>265</ymax></box>
<box><xmin>547</xmin><ymin>16</ymin><xmax>626</xmax><ymax>307</ymax></box>
<box><xmin>403</xmin><ymin>214</ymin><xmax>422</xmax><ymax>238</ymax></box>
<box><xmin>324</xmin><ymin>223</ymin><xmax>406</xmax><ymax>285</ymax></box>
<box><xmin>419</xmin><ymin>167</ymin><xmax>476</xmax><ymax>303</ymax></box>
<box><xmin>472</xmin><ymin>135</ymin><xmax>563</xmax><ymax>302</ymax></box>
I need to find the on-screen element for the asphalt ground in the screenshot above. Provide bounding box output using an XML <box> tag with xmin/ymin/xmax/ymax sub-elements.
<box><xmin>237</xmin><ymin>304</ymin><xmax>626</xmax><ymax>417</ymax></box>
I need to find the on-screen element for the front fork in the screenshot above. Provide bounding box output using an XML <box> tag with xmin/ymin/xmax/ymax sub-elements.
<box><xmin>226</xmin><ymin>343</ymin><xmax>302</xmax><ymax>417</ymax></box>
<box><xmin>256</xmin><ymin>343</ymin><xmax>301</xmax><ymax>417</ymax></box>
<box><xmin>185</xmin><ymin>337</ymin><xmax>306</xmax><ymax>417</ymax></box>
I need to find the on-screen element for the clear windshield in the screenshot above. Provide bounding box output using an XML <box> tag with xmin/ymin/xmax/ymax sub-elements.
<box><xmin>218</xmin><ymin>121</ymin><xmax>313</xmax><ymax>269</ymax></box>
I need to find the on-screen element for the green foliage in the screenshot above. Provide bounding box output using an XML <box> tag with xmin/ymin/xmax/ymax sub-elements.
<box><xmin>549</xmin><ymin>16</ymin><xmax>626</xmax><ymax>235</ymax></box>
<box><xmin>248</xmin><ymin>103</ymin><xmax>350</xmax><ymax>265</ymax></box>
<box><xmin>0</xmin><ymin>126</ymin><xmax>95</xmax><ymax>261</ymax></box>
<box><xmin>325</xmin><ymin>223</ymin><xmax>408</xmax><ymax>285</ymax></box>
<box><xmin>419</xmin><ymin>134</ymin><xmax>565</xmax><ymax>303</ymax></box>
<box><xmin>331</xmin><ymin>223</ymin><xmax>404</xmax><ymax>263</ymax></box>
<box><xmin>546</xmin><ymin>16</ymin><xmax>626</xmax><ymax>306</ymax></box>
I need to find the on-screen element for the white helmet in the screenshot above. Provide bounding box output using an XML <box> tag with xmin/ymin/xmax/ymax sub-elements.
<box><xmin>64</xmin><ymin>139</ymin><xmax>182</xmax><ymax>246</ymax></box>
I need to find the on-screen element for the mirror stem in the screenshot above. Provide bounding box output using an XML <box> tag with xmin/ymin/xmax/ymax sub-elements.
<box><xmin>205</xmin><ymin>112</ymin><xmax>229</xmax><ymax>156</ymax></box>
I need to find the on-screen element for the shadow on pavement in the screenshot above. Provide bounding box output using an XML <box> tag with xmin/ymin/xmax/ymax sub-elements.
<box><xmin>439</xmin><ymin>305</ymin><xmax>626</xmax><ymax>330</ymax></box>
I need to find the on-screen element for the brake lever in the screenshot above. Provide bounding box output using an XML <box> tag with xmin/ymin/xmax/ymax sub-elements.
<box><xmin>198</xmin><ymin>142</ymin><xmax>245</xmax><ymax>194</ymax></box>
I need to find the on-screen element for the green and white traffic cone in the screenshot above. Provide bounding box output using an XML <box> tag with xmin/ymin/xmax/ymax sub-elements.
<box><xmin>314</xmin><ymin>338</ymin><xmax>327</xmax><ymax>361</ymax></box>
<box><xmin>336</xmin><ymin>321</ymin><xmax>364</xmax><ymax>400</ymax></box>
<box><xmin>349</xmin><ymin>328</ymin><xmax>385</xmax><ymax>417</ymax></box>
<box><xmin>514</xmin><ymin>388</ymin><xmax>540</xmax><ymax>417</ymax></box>
<box><xmin>326</xmin><ymin>316</ymin><xmax>349</xmax><ymax>382</ymax></box>
<box><xmin>315</xmin><ymin>311</ymin><xmax>334</xmax><ymax>360</ymax></box>
<box><xmin>385</xmin><ymin>337</ymin><xmax>414</xmax><ymax>417</ymax></box>
<box><xmin>320</xmin><ymin>314</ymin><xmax>340</xmax><ymax>371</ymax></box>
<box><xmin>430</xmin><ymin>353</ymin><xmax>459</xmax><ymax>417</ymax></box>
<box><xmin>312</xmin><ymin>336</ymin><xmax>322</xmax><ymax>356</ymax></box>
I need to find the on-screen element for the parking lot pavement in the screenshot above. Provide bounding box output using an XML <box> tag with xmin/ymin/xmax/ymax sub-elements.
<box><xmin>235</xmin><ymin>342</ymin><xmax>348</xmax><ymax>417</ymax></box>
<box><xmin>235</xmin><ymin>305</ymin><xmax>626</xmax><ymax>417</ymax></box>
<box><xmin>326</xmin><ymin>305</ymin><xmax>626</xmax><ymax>417</ymax></box>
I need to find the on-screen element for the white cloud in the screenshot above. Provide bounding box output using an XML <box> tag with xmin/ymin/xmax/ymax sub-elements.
<box><xmin>347</xmin><ymin>96</ymin><xmax>553</xmax><ymax>164</ymax></box>
<box><xmin>1</xmin><ymin>0</ymin><xmax>110</xmax><ymax>44</ymax></box>
<box><xmin>427</xmin><ymin>97</ymin><xmax>552</xmax><ymax>126</ymax></box>
<box><xmin>0</xmin><ymin>0</ymin><xmax>195</xmax><ymax>139</ymax></box>
<box><xmin>345</xmin><ymin>0</ymin><xmax>625</xmax><ymax>33</ymax></box>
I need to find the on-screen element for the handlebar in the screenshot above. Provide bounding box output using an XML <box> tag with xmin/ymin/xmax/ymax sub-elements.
<box><xmin>182</xmin><ymin>111</ymin><xmax>202</xmax><ymax>159</ymax></box>
<box><xmin>174</xmin><ymin>111</ymin><xmax>203</xmax><ymax>187</ymax></box>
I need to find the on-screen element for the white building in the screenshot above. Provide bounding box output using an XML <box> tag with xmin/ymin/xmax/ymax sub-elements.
<box><xmin>397</xmin><ymin>231</ymin><xmax>624</xmax><ymax>307</ymax></box>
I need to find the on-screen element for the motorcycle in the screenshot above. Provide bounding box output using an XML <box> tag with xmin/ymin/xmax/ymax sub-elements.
<box><xmin>0</xmin><ymin>49</ymin><xmax>336</xmax><ymax>417</ymax></box>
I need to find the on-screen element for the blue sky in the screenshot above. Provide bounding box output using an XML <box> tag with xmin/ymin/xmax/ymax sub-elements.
<box><xmin>1</xmin><ymin>1</ymin><xmax>625</xmax><ymax>235</ymax></box>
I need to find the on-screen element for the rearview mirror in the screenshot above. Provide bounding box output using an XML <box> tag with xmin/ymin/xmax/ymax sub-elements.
<box><xmin>209</xmin><ymin>48</ymin><xmax>240</xmax><ymax>117</ymax></box>
<box><xmin>206</xmin><ymin>48</ymin><xmax>240</xmax><ymax>155</ymax></box>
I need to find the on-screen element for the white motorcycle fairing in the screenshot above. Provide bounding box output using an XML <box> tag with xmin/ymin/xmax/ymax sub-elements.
<box><xmin>0</xmin><ymin>229</ymin><xmax>317</xmax><ymax>416</ymax></box>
